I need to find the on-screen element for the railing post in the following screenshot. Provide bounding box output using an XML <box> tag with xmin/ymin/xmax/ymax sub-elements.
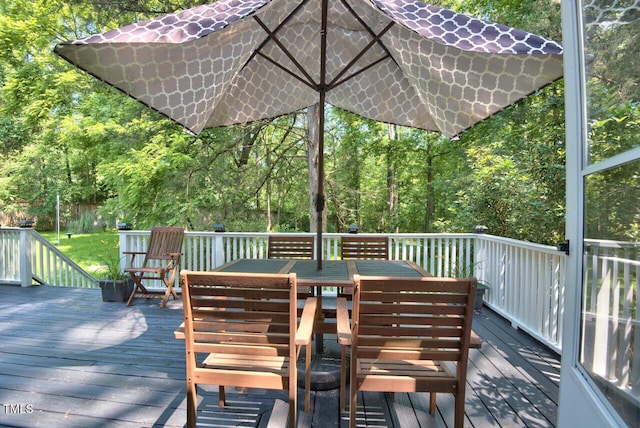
<box><xmin>213</xmin><ymin>233</ymin><xmax>225</xmax><ymax>268</ymax></box>
<box><xmin>0</xmin><ymin>229</ymin><xmax>5</xmax><ymax>281</ymax></box>
<box><xmin>119</xmin><ymin>230</ymin><xmax>128</xmax><ymax>272</ymax></box>
<box><xmin>20</xmin><ymin>228</ymin><xmax>33</xmax><ymax>287</ymax></box>
<box><xmin>474</xmin><ymin>226</ymin><xmax>488</xmax><ymax>284</ymax></box>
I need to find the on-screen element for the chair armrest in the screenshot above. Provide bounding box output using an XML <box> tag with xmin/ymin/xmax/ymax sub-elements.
<box><xmin>122</xmin><ymin>251</ymin><xmax>145</xmax><ymax>255</ymax></box>
<box><xmin>266</xmin><ymin>399</ymin><xmax>290</xmax><ymax>428</ymax></box>
<box><xmin>470</xmin><ymin>330</ymin><xmax>482</xmax><ymax>349</ymax></box>
<box><xmin>296</xmin><ymin>297</ymin><xmax>317</xmax><ymax>346</ymax></box>
<box><xmin>336</xmin><ymin>297</ymin><xmax>351</xmax><ymax>346</ymax></box>
<box><xmin>165</xmin><ymin>252</ymin><xmax>182</xmax><ymax>259</ymax></box>
<box><xmin>174</xmin><ymin>322</ymin><xmax>185</xmax><ymax>340</ymax></box>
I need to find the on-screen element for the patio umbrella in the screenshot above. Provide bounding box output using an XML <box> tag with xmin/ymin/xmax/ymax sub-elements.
<box><xmin>54</xmin><ymin>0</ymin><xmax>563</xmax><ymax>268</ymax></box>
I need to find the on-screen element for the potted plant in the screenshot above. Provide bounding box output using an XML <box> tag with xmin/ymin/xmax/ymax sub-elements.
<box><xmin>451</xmin><ymin>263</ymin><xmax>490</xmax><ymax>310</ymax></box>
<box><xmin>95</xmin><ymin>253</ymin><xmax>133</xmax><ymax>303</ymax></box>
<box><xmin>474</xmin><ymin>281</ymin><xmax>490</xmax><ymax>310</ymax></box>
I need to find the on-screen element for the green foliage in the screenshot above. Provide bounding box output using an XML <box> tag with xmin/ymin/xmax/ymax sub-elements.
<box><xmin>94</xmin><ymin>251</ymin><xmax>128</xmax><ymax>280</ymax></box>
<box><xmin>585</xmin><ymin>103</ymin><xmax>640</xmax><ymax>242</ymax></box>
<box><xmin>0</xmin><ymin>0</ymin><xmax>609</xmax><ymax>246</ymax></box>
<box><xmin>68</xmin><ymin>211</ymin><xmax>98</xmax><ymax>234</ymax></box>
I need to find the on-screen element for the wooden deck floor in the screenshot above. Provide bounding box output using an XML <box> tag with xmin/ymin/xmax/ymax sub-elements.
<box><xmin>0</xmin><ymin>285</ymin><xmax>560</xmax><ymax>427</ymax></box>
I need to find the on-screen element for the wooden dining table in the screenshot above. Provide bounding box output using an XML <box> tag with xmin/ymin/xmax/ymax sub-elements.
<box><xmin>213</xmin><ymin>259</ymin><xmax>480</xmax><ymax>350</ymax></box>
<box><xmin>214</xmin><ymin>258</ymin><xmax>429</xmax><ymax>289</ymax></box>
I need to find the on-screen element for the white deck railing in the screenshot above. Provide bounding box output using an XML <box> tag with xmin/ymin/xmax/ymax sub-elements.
<box><xmin>474</xmin><ymin>235</ymin><xmax>566</xmax><ymax>353</ymax></box>
<box><xmin>119</xmin><ymin>230</ymin><xmax>564</xmax><ymax>349</ymax></box>
<box><xmin>582</xmin><ymin>239</ymin><xmax>640</xmax><ymax>399</ymax></box>
<box><xmin>0</xmin><ymin>228</ymin><xmax>96</xmax><ymax>288</ymax></box>
<box><xmin>119</xmin><ymin>231</ymin><xmax>477</xmax><ymax>275</ymax></box>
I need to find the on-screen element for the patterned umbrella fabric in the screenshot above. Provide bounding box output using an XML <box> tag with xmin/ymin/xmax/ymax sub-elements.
<box><xmin>54</xmin><ymin>0</ymin><xmax>563</xmax><ymax>138</ymax></box>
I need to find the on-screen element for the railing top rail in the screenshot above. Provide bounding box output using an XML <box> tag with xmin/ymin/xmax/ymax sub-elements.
<box><xmin>584</xmin><ymin>238</ymin><xmax>640</xmax><ymax>249</ymax></box>
<box><xmin>120</xmin><ymin>230</ymin><xmax>478</xmax><ymax>239</ymax></box>
<box><xmin>475</xmin><ymin>233</ymin><xmax>564</xmax><ymax>255</ymax></box>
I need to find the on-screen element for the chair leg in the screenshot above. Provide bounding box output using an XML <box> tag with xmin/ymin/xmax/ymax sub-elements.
<box><xmin>161</xmin><ymin>274</ymin><xmax>176</xmax><ymax>308</ymax></box>
<box><xmin>160</xmin><ymin>284</ymin><xmax>173</xmax><ymax>308</ymax></box>
<box><xmin>218</xmin><ymin>386</ymin><xmax>226</xmax><ymax>407</ymax></box>
<box><xmin>349</xmin><ymin>390</ymin><xmax>357</xmax><ymax>428</ymax></box>
<box><xmin>339</xmin><ymin>345</ymin><xmax>346</xmax><ymax>412</ymax></box>
<box><xmin>430</xmin><ymin>392</ymin><xmax>437</xmax><ymax>415</ymax></box>
<box><xmin>453</xmin><ymin>390</ymin><xmax>466</xmax><ymax>428</ymax></box>
<box><xmin>127</xmin><ymin>274</ymin><xmax>147</xmax><ymax>306</ymax></box>
<box><xmin>289</xmin><ymin>375</ymin><xmax>297</xmax><ymax>428</ymax></box>
<box><xmin>349</xmin><ymin>366</ymin><xmax>357</xmax><ymax>428</ymax></box>
<box><xmin>187</xmin><ymin>380</ymin><xmax>197</xmax><ymax>428</ymax></box>
<box><xmin>305</xmin><ymin>342</ymin><xmax>311</xmax><ymax>412</ymax></box>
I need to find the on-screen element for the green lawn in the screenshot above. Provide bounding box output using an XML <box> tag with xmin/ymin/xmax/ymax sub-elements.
<box><xmin>40</xmin><ymin>230</ymin><xmax>120</xmax><ymax>275</ymax></box>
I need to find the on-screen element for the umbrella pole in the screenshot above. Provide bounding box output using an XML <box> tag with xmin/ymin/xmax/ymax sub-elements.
<box><xmin>317</xmin><ymin>0</ymin><xmax>328</xmax><ymax>272</ymax></box>
<box><xmin>316</xmin><ymin>95</ymin><xmax>325</xmax><ymax>271</ymax></box>
<box><xmin>313</xmin><ymin>97</ymin><xmax>325</xmax><ymax>355</ymax></box>
<box><xmin>315</xmin><ymin>0</ymin><xmax>328</xmax><ymax>354</ymax></box>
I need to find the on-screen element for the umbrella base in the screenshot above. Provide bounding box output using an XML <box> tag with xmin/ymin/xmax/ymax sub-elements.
<box><xmin>298</xmin><ymin>334</ymin><xmax>345</xmax><ymax>391</ymax></box>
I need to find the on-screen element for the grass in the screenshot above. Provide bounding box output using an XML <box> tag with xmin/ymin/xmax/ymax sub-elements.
<box><xmin>40</xmin><ymin>230</ymin><xmax>120</xmax><ymax>276</ymax></box>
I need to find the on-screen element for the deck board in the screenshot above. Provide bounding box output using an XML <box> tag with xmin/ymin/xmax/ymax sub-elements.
<box><xmin>0</xmin><ymin>285</ymin><xmax>559</xmax><ymax>427</ymax></box>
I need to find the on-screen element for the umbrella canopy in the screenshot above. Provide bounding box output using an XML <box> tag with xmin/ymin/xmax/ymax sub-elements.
<box><xmin>54</xmin><ymin>0</ymin><xmax>563</xmax><ymax>267</ymax></box>
<box><xmin>54</xmin><ymin>0</ymin><xmax>562</xmax><ymax>138</ymax></box>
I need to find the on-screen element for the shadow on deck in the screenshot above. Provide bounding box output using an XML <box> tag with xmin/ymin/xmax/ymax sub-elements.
<box><xmin>0</xmin><ymin>285</ymin><xmax>559</xmax><ymax>427</ymax></box>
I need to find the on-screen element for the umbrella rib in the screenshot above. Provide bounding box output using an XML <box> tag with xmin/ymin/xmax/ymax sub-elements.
<box><xmin>329</xmin><ymin>54</ymin><xmax>389</xmax><ymax>91</ymax></box>
<box><xmin>320</xmin><ymin>0</ymin><xmax>328</xmax><ymax>90</ymax></box>
<box><xmin>339</xmin><ymin>0</ymin><xmax>399</xmax><ymax>62</ymax></box>
<box><xmin>255</xmin><ymin>51</ymin><xmax>317</xmax><ymax>90</ymax></box>
<box><xmin>247</xmin><ymin>0</ymin><xmax>309</xmax><ymax>62</ymax></box>
<box><xmin>327</xmin><ymin>21</ymin><xmax>394</xmax><ymax>90</ymax></box>
<box><xmin>251</xmin><ymin>12</ymin><xmax>317</xmax><ymax>89</ymax></box>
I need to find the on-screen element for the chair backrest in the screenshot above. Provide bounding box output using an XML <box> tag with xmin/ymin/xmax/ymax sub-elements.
<box><xmin>352</xmin><ymin>275</ymin><xmax>477</xmax><ymax>366</ymax></box>
<box><xmin>181</xmin><ymin>271</ymin><xmax>297</xmax><ymax>362</ymax></box>
<box><xmin>268</xmin><ymin>235</ymin><xmax>314</xmax><ymax>259</ymax></box>
<box><xmin>341</xmin><ymin>236</ymin><xmax>389</xmax><ymax>260</ymax></box>
<box><xmin>143</xmin><ymin>226</ymin><xmax>185</xmax><ymax>265</ymax></box>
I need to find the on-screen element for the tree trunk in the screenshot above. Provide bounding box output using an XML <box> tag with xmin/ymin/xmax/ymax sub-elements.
<box><xmin>266</xmin><ymin>145</ymin><xmax>272</xmax><ymax>232</ymax></box>
<box><xmin>387</xmin><ymin>124</ymin><xmax>399</xmax><ymax>232</ymax></box>
<box><xmin>307</xmin><ymin>103</ymin><xmax>325</xmax><ymax>233</ymax></box>
<box><xmin>425</xmin><ymin>145</ymin><xmax>434</xmax><ymax>233</ymax></box>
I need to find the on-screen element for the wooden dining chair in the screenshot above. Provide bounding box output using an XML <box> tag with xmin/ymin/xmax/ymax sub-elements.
<box><xmin>338</xmin><ymin>235</ymin><xmax>389</xmax><ymax>299</ymax></box>
<box><xmin>268</xmin><ymin>235</ymin><xmax>315</xmax><ymax>297</ymax></box>
<box><xmin>337</xmin><ymin>275</ymin><xmax>477</xmax><ymax>428</ymax></box>
<box><xmin>180</xmin><ymin>271</ymin><xmax>317</xmax><ymax>428</ymax></box>
<box><xmin>123</xmin><ymin>226</ymin><xmax>184</xmax><ymax>308</ymax></box>
<box><xmin>268</xmin><ymin>235</ymin><xmax>315</xmax><ymax>259</ymax></box>
<box><xmin>340</xmin><ymin>235</ymin><xmax>389</xmax><ymax>260</ymax></box>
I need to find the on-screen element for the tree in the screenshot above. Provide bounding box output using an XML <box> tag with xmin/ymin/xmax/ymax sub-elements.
<box><xmin>0</xmin><ymin>0</ymin><xmax>577</xmax><ymax>247</ymax></box>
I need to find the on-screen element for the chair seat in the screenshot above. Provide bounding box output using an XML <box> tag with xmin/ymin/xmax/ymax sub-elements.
<box><xmin>357</xmin><ymin>358</ymin><xmax>458</xmax><ymax>393</ymax></box>
<box><xmin>124</xmin><ymin>267</ymin><xmax>166</xmax><ymax>274</ymax></box>
<box><xmin>198</xmin><ymin>353</ymin><xmax>291</xmax><ymax>388</ymax></box>
<box><xmin>203</xmin><ymin>353</ymin><xmax>289</xmax><ymax>372</ymax></box>
<box><xmin>125</xmin><ymin>266</ymin><xmax>167</xmax><ymax>274</ymax></box>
